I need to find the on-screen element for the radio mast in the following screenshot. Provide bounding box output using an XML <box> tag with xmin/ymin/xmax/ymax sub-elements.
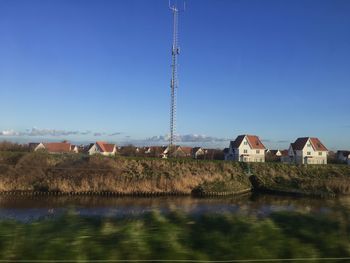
<box><xmin>169</xmin><ymin>0</ymin><xmax>184</xmax><ymax>147</ymax></box>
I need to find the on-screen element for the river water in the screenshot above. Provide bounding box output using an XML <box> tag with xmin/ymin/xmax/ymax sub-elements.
<box><xmin>0</xmin><ymin>193</ymin><xmax>349</xmax><ymax>222</ymax></box>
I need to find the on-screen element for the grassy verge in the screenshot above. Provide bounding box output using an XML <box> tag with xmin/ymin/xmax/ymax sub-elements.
<box><xmin>249</xmin><ymin>162</ymin><xmax>350</xmax><ymax>196</ymax></box>
<box><xmin>0</xmin><ymin>210</ymin><xmax>349</xmax><ymax>261</ymax></box>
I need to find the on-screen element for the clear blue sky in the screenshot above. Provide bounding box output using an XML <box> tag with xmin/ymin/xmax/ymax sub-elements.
<box><xmin>0</xmin><ymin>0</ymin><xmax>349</xmax><ymax>150</ymax></box>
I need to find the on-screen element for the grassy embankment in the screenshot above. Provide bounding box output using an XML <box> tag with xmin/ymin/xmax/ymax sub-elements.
<box><xmin>0</xmin><ymin>152</ymin><xmax>250</xmax><ymax>195</ymax></box>
<box><xmin>1</xmin><ymin>151</ymin><xmax>350</xmax><ymax>196</ymax></box>
<box><xmin>0</xmin><ymin>210</ymin><xmax>349</xmax><ymax>261</ymax></box>
<box><xmin>250</xmin><ymin>162</ymin><xmax>350</xmax><ymax>196</ymax></box>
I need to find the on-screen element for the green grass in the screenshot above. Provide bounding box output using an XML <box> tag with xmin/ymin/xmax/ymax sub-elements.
<box><xmin>0</xmin><ymin>210</ymin><xmax>349</xmax><ymax>261</ymax></box>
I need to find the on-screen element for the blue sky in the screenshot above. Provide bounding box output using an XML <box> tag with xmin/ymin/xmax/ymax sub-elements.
<box><xmin>0</xmin><ymin>0</ymin><xmax>349</xmax><ymax>150</ymax></box>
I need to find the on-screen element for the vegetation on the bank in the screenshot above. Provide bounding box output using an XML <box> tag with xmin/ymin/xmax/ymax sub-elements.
<box><xmin>1</xmin><ymin>144</ymin><xmax>350</xmax><ymax>196</ymax></box>
<box><xmin>0</xmin><ymin>152</ymin><xmax>250</xmax><ymax>194</ymax></box>
<box><xmin>250</xmin><ymin>162</ymin><xmax>350</xmax><ymax>196</ymax></box>
<box><xmin>0</xmin><ymin>210</ymin><xmax>349</xmax><ymax>261</ymax></box>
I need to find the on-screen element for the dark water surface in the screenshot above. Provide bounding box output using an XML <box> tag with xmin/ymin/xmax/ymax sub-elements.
<box><xmin>0</xmin><ymin>193</ymin><xmax>349</xmax><ymax>221</ymax></box>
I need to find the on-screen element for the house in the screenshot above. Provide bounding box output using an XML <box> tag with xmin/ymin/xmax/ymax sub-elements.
<box><xmin>265</xmin><ymin>149</ymin><xmax>282</xmax><ymax>162</ymax></box>
<box><xmin>337</xmin><ymin>151</ymin><xmax>350</xmax><ymax>163</ymax></box>
<box><xmin>70</xmin><ymin>145</ymin><xmax>79</xmax><ymax>153</ymax></box>
<box><xmin>32</xmin><ymin>141</ymin><xmax>73</xmax><ymax>154</ymax></box>
<box><xmin>226</xmin><ymin>135</ymin><xmax>266</xmax><ymax>162</ymax></box>
<box><xmin>192</xmin><ymin>147</ymin><xmax>205</xmax><ymax>159</ymax></box>
<box><xmin>144</xmin><ymin>146</ymin><xmax>168</xmax><ymax>158</ymax></box>
<box><xmin>88</xmin><ymin>141</ymin><xmax>117</xmax><ymax>156</ymax></box>
<box><xmin>204</xmin><ymin>148</ymin><xmax>225</xmax><ymax>160</ymax></box>
<box><xmin>29</xmin><ymin>142</ymin><xmax>41</xmax><ymax>151</ymax></box>
<box><xmin>223</xmin><ymin>148</ymin><xmax>230</xmax><ymax>160</ymax></box>
<box><xmin>280</xmin><ymin>150</ymin><xmax>290</xmax><ymax>163</ymax></box>
<box><xmin>119</xmin><ymin>145</ymin><xmax>140</xmax><ymax>156</ymax></box>
<box><xmin>173</xmin><ymin>146</ymin><xmax>193</xmax><ymax>158</ymax></box>
<box><xmin>284</xmin><ymin>137</ymin><xmax>328</xmax><ymax>165</ymax></box>
<box><xmin>266</xmin><ymin>149</ymin><xmax>282</xmax><ymax>156</ymax></box>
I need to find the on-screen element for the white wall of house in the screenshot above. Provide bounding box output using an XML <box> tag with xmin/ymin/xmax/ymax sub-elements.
<box><xmin>88</xmin><ymin>144</ymin><xmax>99</xmax><ymax>155</ymax></box>
<box><xmin>34</xmin><ymin>143</ymin><xmax>45</xmax><ymax>151</ymax></box>
<box><xmin>347</xmin><ymin>155</ymin><xmax>350</xmax><ymax>165</ymax></box>
<box><xmin>88</xmin><ymin>144</ymin><xmax>116</xmax><ymax>156</ymax></box>
<box><xmin>193</xmin><ymin>148</ymin><xmax>205</xmax><ymax>159</ymax></box>
<box><xmin>71</xmin><ymin>146</ymin><xmax>78</xmax><ymax>153</ymax></box>
<box><xmin>228</xmin><ymin>136</ymin><xmax>265</xmax><ymax>162</ymax></box>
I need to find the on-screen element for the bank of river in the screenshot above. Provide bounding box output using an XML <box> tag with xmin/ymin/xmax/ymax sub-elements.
<box><xmin>1</xmin><ymin>152</ymin><xmax>350</xmax><ymax>197</ymax></box>
<box><xmin>0</xmin><ymin>194</ymin><xmax>350</xmax><ymax>261</ymax></box>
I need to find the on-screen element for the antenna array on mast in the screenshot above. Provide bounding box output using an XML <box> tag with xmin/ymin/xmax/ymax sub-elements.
<box><xmin>168</xmin><ymin>0</ymin><xmax>184</xmax><ymax>147</ymax></box>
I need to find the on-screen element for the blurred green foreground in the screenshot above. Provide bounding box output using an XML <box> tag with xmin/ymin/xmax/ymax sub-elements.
<box><xmin>0</xmin><ymin>210</ymin><xmax>349</xmax><ymax>262</ymax></box>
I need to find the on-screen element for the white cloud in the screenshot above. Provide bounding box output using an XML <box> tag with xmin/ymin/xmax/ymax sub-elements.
<box><xmin>146</xmin><ymin>134</ymin><xmax>229</xmax><ymax>143</ymax></box>
<box><xmin>0</xmin><ymin>128</ymin><xmax>91</xmax><ymax>137</ymax></box>
<box><xmin>0</xmin><ymin>130</ymin><xmax>20</xmax><ymax>136</ymax></box>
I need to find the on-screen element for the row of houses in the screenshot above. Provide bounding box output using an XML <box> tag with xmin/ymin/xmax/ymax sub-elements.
<box><xmin>225</xmin><ymin>134</ymin><xmax>341</xmax><ymax>165</ymax></box>
<box><xmin>28</xmin><ymin>135</ymin><xmax>350</xmax><ymax>165</ymax></box>
<box><xmin>29</xmin><ymin>141</ymin><xmax>223</xmax><ymax>159</ymax></box>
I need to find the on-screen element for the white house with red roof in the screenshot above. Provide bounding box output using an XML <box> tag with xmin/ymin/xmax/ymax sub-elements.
<box><xmin>226</xmin><ymin>134</ymin><xmax>266</xmax><ymax>162</ymax></box>
<box><xmin>88</xmin><ymin>141</ymin><xmax>117</xmax><ymax>156</ymax></box>
<box><xmin>32</xmin><ymin>141</ymin><xmax>76</xmax><ymax>154</ymax></box>
<box><xmin>284</xmin><ymin>137</ymin><xmax>328</xmax><ymax>165</ymax></box>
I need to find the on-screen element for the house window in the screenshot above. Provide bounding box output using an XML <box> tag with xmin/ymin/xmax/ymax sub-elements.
<box><xmin>307</xmin><ymin>152</ymin><xmax>311</xmax><ymax>155</ymax></box>
<box><xmin>256</xmin><ymin>150</ymin><xmax>260</xmax><ymax>154</ymax></box>
<box><xmin>244</xmin><ymin>149</ymin><xmax>248</xmax><ymax>153</ymax></box>
<box><xmin>307</xmin><ymin>143</ymin><xmax>311</xmax><ymax>147</ymax></box>
<box><xmin>318</xmin><ymin>152</ymin><xmax>322</xmax><ymax>156</ymax></box>
<box><xmin>244</xmin><ymin>141</ymin><xmax>248</xmax><ymax>145</ymax></box>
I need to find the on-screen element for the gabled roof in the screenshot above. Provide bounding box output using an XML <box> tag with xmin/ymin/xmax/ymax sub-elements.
<box><xmin>43</xmin><ymin>142</ymin><xmax>71</xmax><ymax>153</ymax></box>
<box><xmin>179</xmin><ymin>146</ymin><xmax>193</xmax><ymax>155</ymax></box>
<box><xmin>96</xmin><ymin>141</ymin><xmax>116</xmax><ymax>153</ymax></box>
<box><xmin>280</xmin><ymin>150</ymin><xmax>289</xmax><ymax>156</ymax></box>
<box><xmin>337</xmin><ymin>150</ymin><xmax>350</xmax><ymax>157</ymax></box>
<box><xmin>230</xmin><ymin>135</ymin><xmax>266</xmax><ymax>150</ymax></box>
<box><xmin>310</xmin><ymin>138</ymin><xmax>328</xmax><ymax>151</ymax></box>
<box><xmin>70</xmin><ymin>145</ymin><xmax>77</xmax><ymax>150</ymax></box>
<box><xmin>230</xmin><ymin>135</ymin><xmax>245</xmax><ymax>148</ymax></box>
<box><xmin>192</xmin><ymin>147</ymin><xmax>203</xmax><ymax>154</ymax></box>
<box><xmin>291</xmin><ymin>137</ymin><xmax>328</xmax><ymax>151</ymax></box>
<box><xmin>267</xmin><ymin>150</ymin><xmax>281</xmax><ymax>155</ymax></box>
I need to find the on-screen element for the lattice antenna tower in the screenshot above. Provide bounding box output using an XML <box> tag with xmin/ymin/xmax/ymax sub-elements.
<box><xmin>169</xmin><ymin>0</ymin><xmax>185</xmax><ymax>147</ymax></box>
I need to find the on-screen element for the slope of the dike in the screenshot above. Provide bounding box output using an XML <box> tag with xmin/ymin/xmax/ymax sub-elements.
<box><xmin>1</xmin><ymin>152</ymin><xmax>350</xmax><ymax>196</ymax></box>
<box><xmin>0</xmin><ymin>152</ymin><xmax>251</xmax><ymax>195</ymax></box>
<box><xmin>249</xmin><ymin>162</ymin><xmax>350</xmax><ymax>196</ymax></box>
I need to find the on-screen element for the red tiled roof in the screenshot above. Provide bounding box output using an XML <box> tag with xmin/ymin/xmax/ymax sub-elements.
<box><xmin>43</xmin><ymin>142</ymin><xmax>71</xmax><ymax>153</ymax></box>
<box><xmin>180</xmin><ymin>146</ymin><xmax>193</xmax><ymax>155</ymax></box>
<box><xmin>230</xmin><ymin>135</ymin><xmax>265</xmax><ymax>150</ymax></box>
<box><xmin>246</xmin><ymin>135</ymin><xmax>266</xmax><ymax>150</ymax></box>
<box><xmin>96</xmin><ymin>141</ymin><xmax>116</xmax><ymax>153</ymax></box>
<box><xmin>310</xmin><ymin>138</ymin><xmax>328</xmax><ymax>151</ymax></box>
